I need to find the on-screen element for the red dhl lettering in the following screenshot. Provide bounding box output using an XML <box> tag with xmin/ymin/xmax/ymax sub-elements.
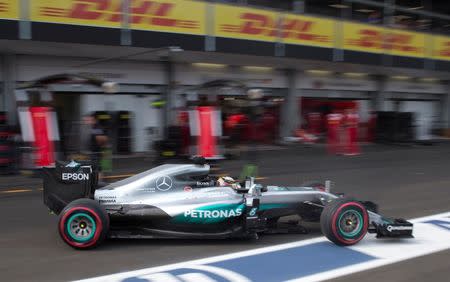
<box><xmin>69</xmin><ymin>0</ymin><xmax>109</xmax><ymax>20</ymax></box>
<box><xmin>223</xmin><ymin>13</ymin><xmax>328</xmax><ymax>42</ymax></box>
<box><xmin>348</xmin><ymin>29</ymin><xmax>419</xmax><ymax>53</ymax></box>
<box><xmin>53</xmin><ymin>0</ymin><xmax>194</xmax><ymax>28</ymax></box>
<box><xmin>240</xmin><ymin>13</ymin><xmax>276</xmax><ymax>35</ymax></box>
<box><xmin>0</xmin><ymin>2</ymin><xmax>8</xmax><ymax>13</ymax></box>
<box><xmin>356</xmin><ymin>29</ymin><xmax>381</xmax><ymax>48</ymax></box>
<box><xmin>439</xmin><ymin>42</ymin><xmax>450</xmax><ymax>57</ymax></box>
<box><xmin>109</xmin><ymin>1</ymin><xmax>174</xmax><ymax>25</ymax></box>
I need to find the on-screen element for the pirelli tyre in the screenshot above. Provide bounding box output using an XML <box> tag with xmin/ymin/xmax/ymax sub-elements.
<box><xmin>58</xmin><ymin>198</ymin><xmax>109</xmax><ymax>249</ymax></box>
<box><xmin>320</xmin><ymin>198</ymin><xmax>369</xmax><ymax>246</ymax></box>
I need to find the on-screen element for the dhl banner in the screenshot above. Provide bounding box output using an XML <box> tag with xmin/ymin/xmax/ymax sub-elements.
<box><xmin>215</xmin><ymin>4</ymin><xmax>278</xmax><ymax>43</ymax></box>
<box><xmin>432</xmin><ymin>35</ymin><xmax>450</xmax><ymax>61</ymax></box>
<box><xmin>8</xmin><ymin>0</ymin><xmax>450</xmax><ymax>61</ymax></box>
<box><xmin>30</xmin><ymin>0</ymin><xmax>123</xmax><ymax>28</ymax></box>
<box><xmin>214</xmin><ymin>4</ymin><xmax>334</xmax><ymax>48</ymax></box>
<box><xmin>281</xmin><ymin>14</ymin><xmax>334</xmax><ymax>48</ymax></box>
<box><xmin>343</xmin><ymin>22</ymin><xmax>425</xmax><ymax>58</ymax></box>
<box><xmin>384</xmin><ymin>29</ymin><xmax>425</xmax><ymax>58</ymax></box>
<box><xmin>0</xmin><ymin>0</ymin><xmax>19</xmax><ymax>20</ymax></box>
<box><xmin>129</xmin><ymin>0</ymin><xmax>205</xmax><ymax>35</ymax></box>
<box><xmin>30</xmin><ymin>0</ymin><xmax>205</xmax><ymax>35</ymax></box>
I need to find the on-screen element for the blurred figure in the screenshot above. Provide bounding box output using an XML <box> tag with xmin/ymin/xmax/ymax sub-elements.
<box><xmin>261</xmin><ymin>108</ymin><xmax>277</xmax><ymax>144</ymax></box>
<box><xmin>0</xmin><ymin>113</ymin><xmax>17</xmax><ymax>174</ymax></box>
<box><xmin>81</xmin><ymin>114</ymin><xmax>109</xmax><ymax>180</ymax></box>
<box><xmin>343</xmin><ymin>108</ymin><xmax>361</xmax><ymax>156</ymax></box>
<box><xmin>326</xmin><ymin>110</ymin><xmax>343</xmax><ymax>155</ymax></box>
<box><xmin>367</xmin><ymin>111</ymin><xmax>377</xmax><ymax>143</ymax></box>
<box><xmin>177</xmin><ymin>111</ymin><xmax>190</xmax><ymax>155</ymax></box>
<box><xmin>307</xmin><ymin>111</ymin><xmax>322</xmax><ymax>136</ymax></box>
<box><xmin>240</xmin><ymin>89</ymin><xmax>264</xmax><ymax>180</ymax></box>
<box><xmin>225</xmin><ymin>107</ymin><xmax>248</xmax><ymax>148</ymax></box>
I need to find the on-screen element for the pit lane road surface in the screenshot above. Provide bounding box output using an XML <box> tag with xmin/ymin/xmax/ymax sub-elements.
<box><xmin>76</xmin><ymin>212</ymin><xmax>450</xmax><ymax>282</ymax></box>
<box><xmin>1</xmin><ymin>144</ymin><xmax>450</xmax><ymax>282</ymax></box>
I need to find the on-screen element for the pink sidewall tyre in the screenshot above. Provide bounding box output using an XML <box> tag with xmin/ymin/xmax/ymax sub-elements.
<box><xmin>58</xmin><ymin>198</ymin><xmax>109</xmax><ymax>249</ymax></box>
<box><xmin>320</xmin><ymin>198</ymin><xmax>369</xmax><ymax>246</ymax></box>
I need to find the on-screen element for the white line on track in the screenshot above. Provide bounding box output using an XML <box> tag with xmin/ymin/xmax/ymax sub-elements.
<box><xmin>76</xmin><ymin>211</ymin><xmax>450</xmax><ymax>282</ymax></box>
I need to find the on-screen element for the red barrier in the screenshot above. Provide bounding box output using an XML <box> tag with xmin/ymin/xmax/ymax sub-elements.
<box><xmin>30</xmin><ymin>107</ymin><xmax>55</xmax><ymax>167</ymax></box>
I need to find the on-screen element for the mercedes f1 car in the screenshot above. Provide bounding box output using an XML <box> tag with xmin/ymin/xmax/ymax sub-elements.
<box><xmin>42</xmin><ymin>158</ymin><xmax>413</xmax><ymax>249</ymax></box>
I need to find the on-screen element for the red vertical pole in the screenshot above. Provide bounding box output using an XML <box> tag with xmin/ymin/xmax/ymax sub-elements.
<box><xmin>197</xmin><ymin>106</ymin><xmax>216</xmax><ymax>158</ymax></box>
<box><xmin>30</xmin><ymin>107</ymin><xmax>54</xmax><ymax>167</ymax></box>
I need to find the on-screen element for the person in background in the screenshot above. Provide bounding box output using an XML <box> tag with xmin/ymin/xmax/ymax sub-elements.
<box><xmin>367</xmin><ymin>110</ymin><xmax>377</xmax><ymax>143</ymax></box>
<box><xmin>81</xmin><ymin>114</ymin><xmax>109</xmax><ymax>181</ymax></box>
<box><xmin>343</xmin><ymin>108</ymin><xmax>361</xmax><ymax>156</ymax></box>
<box><xmin>326</xmin><ymin>110</ymin><xmax>343</xmax><ymax>155</ymax></box>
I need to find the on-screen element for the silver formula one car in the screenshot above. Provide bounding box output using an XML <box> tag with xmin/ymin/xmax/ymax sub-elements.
<box><xmin>42</xmin><ymin>159</ymin><xmax>413</xmax><ymax>249</ymax></box>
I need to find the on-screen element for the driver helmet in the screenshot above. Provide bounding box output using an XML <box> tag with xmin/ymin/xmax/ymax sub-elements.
<box><xmin>217</xmin><ymin>176</ymin><xmax>241</xmax><ymax>189</ymax></box>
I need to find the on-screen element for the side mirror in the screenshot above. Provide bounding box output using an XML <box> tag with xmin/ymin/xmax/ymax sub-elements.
<box><xmin>246</xmin><ymin>177</ymin><xmax>263</xmax><ymax>196</ymax></box>
<box><xmin>245</xmin><ymin>177</ymin><xmax>254</xmax><ymax>190</ymax></box>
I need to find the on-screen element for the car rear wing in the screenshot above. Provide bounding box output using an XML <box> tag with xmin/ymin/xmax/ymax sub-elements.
<box><xmin>42</xmin><ymin>160</ymin><xmax>98</xmax><ymax>214</ymax></box>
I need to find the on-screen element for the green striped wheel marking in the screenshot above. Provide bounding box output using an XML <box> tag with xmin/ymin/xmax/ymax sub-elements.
<box><xmin>66</xmin><ymin>212</ymin><xmax>96</xmax><ymax>242</ymax></box>
<box><xmin>338</xmin><ymin>209</ymin><xmax>363</xmax><ymax>238</ymax></box>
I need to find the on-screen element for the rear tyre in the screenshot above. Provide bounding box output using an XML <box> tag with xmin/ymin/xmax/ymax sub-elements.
<box><xmin>58</xmin><ymin>198</ymin><xmax>109</xmax><ymax>249</ymax></box>
<box><xmin>320</xmin><ymin>198</ymin><xmax>368</xmax><ymax>246</ymax></box>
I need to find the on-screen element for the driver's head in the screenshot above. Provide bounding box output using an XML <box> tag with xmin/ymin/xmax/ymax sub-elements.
<box><xmin>218</xmin><ymin>176</ymin><xmax>241</xmax><ymax>189</ymax></box>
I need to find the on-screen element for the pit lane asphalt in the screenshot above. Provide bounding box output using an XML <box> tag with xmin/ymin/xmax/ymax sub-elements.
<box><xmin>1</xmin><ymin>144</ymin><xmax>449</xmax><ymax>282</ymax></box>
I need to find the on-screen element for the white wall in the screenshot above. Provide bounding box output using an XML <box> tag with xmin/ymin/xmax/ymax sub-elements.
<box><xmin>80</xmin><ymin>94</ymin><xmax>162</xmax><ymax>152</ymax></box>
<box><xmin>399</xmin><ymin>101</ymin><xmax>439</xmax><ymax>140</ymax></box>
<box><xmin>297</xmin><ymin>75</ymin><xmax>377</xmax><ymax>91</ymax></box>
<box><xmin>16</xmin><ymin>55</ymin><xmax>165</xmax><ymax>84</ymax></box>
<box><xmin>175</xmin><ymin>64</ymin><xmax>287</xmax><ymax>88</ymax></box>
<box><xmin>386</xmin><ymin>80</ymin><xmax>446</xmax><ymax>94</ymax></box>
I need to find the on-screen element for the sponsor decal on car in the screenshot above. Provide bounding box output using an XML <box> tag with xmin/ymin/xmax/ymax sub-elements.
<box><xmin>184</xmin><ymin>208</ymin><xmax>243</xmax><ymax>219</ymax></box>
<box><xmin>98</xmin><ymin>196</ymin><xmax>117</xmax><ymax>204</ymax></box>
<box><xmin>196</xmin><ymin>181</ymin><xmax>211</xmax><ymax>187</ymax></box>
<box><xmin>62</xmin><ymin>172</ymin><xmax>89</xmax><ymax>181</ymax></box>
<box><xmin>173</xmin><ymin>203</ymin><xmax>245</xmax><ymax>224</ymax></box>
<box><xmin>155</xmin><ymin>176</ymin><xmax>173</xmax><ymax>191</ymax></box>
<box><xmin>386</xmin><ymin>225</ymin><xmax>414</xmax><ymax>232</ymax></box>
<box><xmin>248</xmin><ymin>207</ymin><xmax>258</xmax><ymax>216</ymax></box>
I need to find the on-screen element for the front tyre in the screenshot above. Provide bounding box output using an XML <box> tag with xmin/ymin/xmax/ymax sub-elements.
<box><xmin>58</xmin><ymin>199</ymin><xmax>109</xmax><ymax>249</ymax></box>
<box><xmin>320</xmin><ymin>198</ymin><xmax>368</xmax><ymax>246</ymax></box>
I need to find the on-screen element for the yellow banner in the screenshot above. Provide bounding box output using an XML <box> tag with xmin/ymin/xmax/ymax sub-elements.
<box><xmin>343</xmin><ymin>22</ymin><xmax>387</xmax><ymax>54</ymax></box>
<box><xmin>432</xmin><ymin>35</ymin><xmax>450</xmax><ymax>61</ymax></box>
<box><xmin>0</xmin><ymin>0</ymin><xmax>19</xmax><ymax>20</ymax></box>
<box><xmin>215</xmin><ymin>4</ymin><xmax>278</xmax><ymax>42</ymax></box>
<box><xmin>19</xmin><ymin>1</ymin><xmax>450</xmax><ymax>61</ymax></box>
<box><xmin>215</xmin><ymin>5</ymin><xmax>334</xmax><ymax>48</ymax></box>
<box><xmin>281</xmin><ymin>14</ymin><xmax>334</xmax><ymax>48</ymax></box>
<box><xmin>30</xmin><ymin>0</ymin><xmax>122</xmax><ymax>28</ymax></box>
<box><xmin>130</xmin><ymin>0</ymin><xmax>205</xmax><ymax>35</ymax></box>
<box><xmin>343</xmin><ymin>22</ymin><xmax>425</xmax><ymax>58</ymax></box>
<box><xmin>30</xmin><ymin>0</ymin><xmax>205</xmax><ymax>34</ymax></box>
<box><xmin>385</xmin><ymin>29</ymin><xmax>425</xmax><ymax>58</ymax></box>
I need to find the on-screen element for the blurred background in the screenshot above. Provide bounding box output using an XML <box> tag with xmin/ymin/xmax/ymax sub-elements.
<box><xmin>0</xmin><ymin>0</ymin><xmax>449</xmax><ymax>175</ymax></box>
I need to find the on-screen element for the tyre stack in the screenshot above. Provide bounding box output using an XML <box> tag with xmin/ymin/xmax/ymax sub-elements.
<box><xmin>0</xmin><ymin>114</ymin><xmax>15</xmax><ymax>174</ymax></box>
<box><xmin>375</xmin><ymin>111</ymin><xmax>414</xmax><ymax>143</ymax></box>
<box><xmin>115</xmin><ymin>111</ymin><xmax>132</xmax><ymax>154</ymax></box>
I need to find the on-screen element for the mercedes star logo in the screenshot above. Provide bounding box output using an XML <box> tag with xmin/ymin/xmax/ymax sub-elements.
<box><xmin>156</xmin><ymin>176</ymin><xmax>173</xmax><ymax>191</ymax></box>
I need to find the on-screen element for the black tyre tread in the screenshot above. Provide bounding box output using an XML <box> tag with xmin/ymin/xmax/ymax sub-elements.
<box><xmin>320</xmin><ymin>197</ymin><xmax>367</xmax><ymax>246</ymax></box>
<box><xmin>59</xmin><ymin>198</ymin><xmax>109</xmax><ymax>249</ymax></box>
